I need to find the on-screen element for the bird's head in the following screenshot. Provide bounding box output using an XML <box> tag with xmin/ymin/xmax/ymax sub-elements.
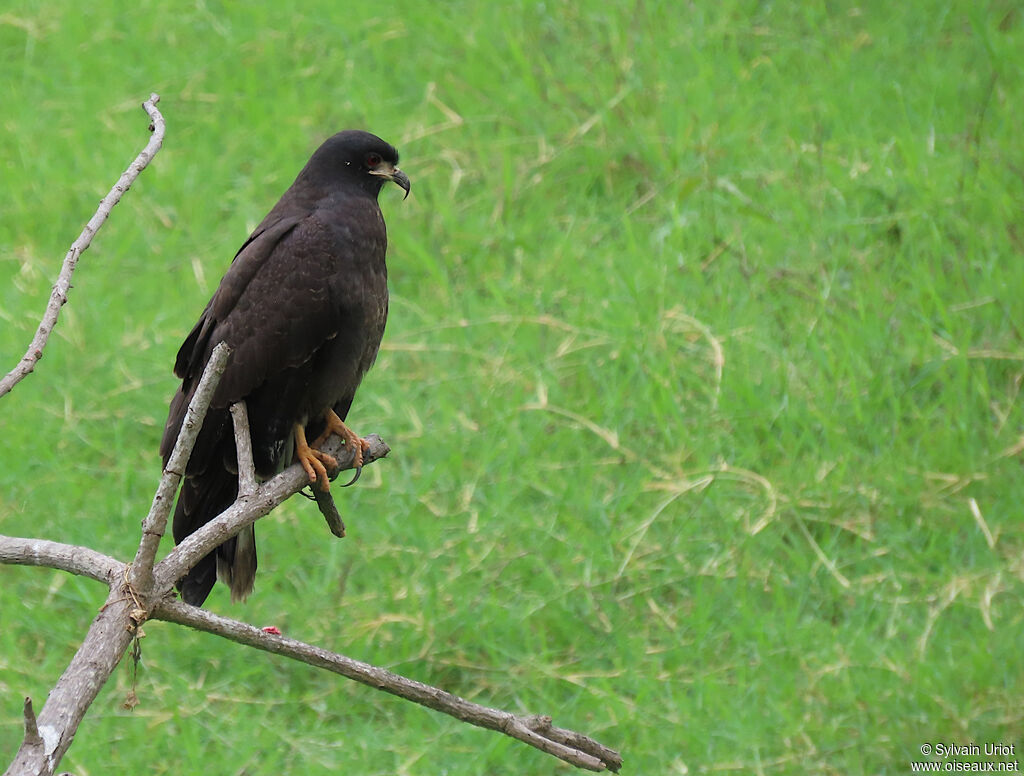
<box><xmin>308</xmin><ymin>130</ymin><xmax>410</xmax><ymax>200</ymax></box>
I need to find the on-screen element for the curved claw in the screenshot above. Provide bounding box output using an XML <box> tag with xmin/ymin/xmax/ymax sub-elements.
<box><xmin>340</xmin><ymin>465</ymin><xmax>362</xmax><ymax>487</ymax></box>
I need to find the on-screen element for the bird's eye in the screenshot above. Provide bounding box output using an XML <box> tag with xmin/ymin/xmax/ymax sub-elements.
<box><xmin>365</xmin><ymin>152</ymin><xmax>382</xmax><ymax>168</ymax></box>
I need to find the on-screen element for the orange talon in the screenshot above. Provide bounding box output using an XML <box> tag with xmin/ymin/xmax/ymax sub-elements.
<box><xmin>299</xmin><ymin>409</ymin><xmax>368</xmax><ymax>491</ymax></box>
<box><xmin>294</xmin><ymin>422</ymin><xmax>338</xmax><ymax>491</ymax></box>
<box><xmin>340</xmin><ymin>438</ymin><xmax>372</xmax><ymax>487</ymax></box>
<box><xmin>314</xmin><ymin>409</ymin><xmax>367</xmax><ymax>469</ymax></box>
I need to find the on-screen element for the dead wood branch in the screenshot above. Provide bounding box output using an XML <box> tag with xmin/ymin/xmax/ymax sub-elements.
<box><xmin>153</xmin><ymin>599</ymin><xmax>622</xmax><ymax>772</ymax></box>
<box><xmin>230</xmin><ymin>401</ymin><xmax>258</xmax><ymax>496</ymax></box>
<box><xmin>312</xmin><ymin>480</ymin><xmax>347</xmax><ymax>537</ymax></box>
<box><xmin>5</xmin><ymin>586</ymin><xmax>141</xmax><ymax>776</ymax></box>
<box><xmin>0</xmin><ymin>93</ymin><xmax>165</xmax><ymax>399</ymax></box>
<box><xmin>0</xmin><ymin>537</ymin><xmax>120</xmax><ymax>584</ymax></box>
<box><xmin>151</xmin><ymin>432</ymin><xmax>388</xmax><ymax>591</ymax></box>
<box><xmin>129</xmin><ymin>342</ymin><xmax>231</xmax><ymax>593</ymax></box>
<box><xmin>2</xmin><ymin>334</ymin><xmax>230</xmax><ymax>776</ymax></box>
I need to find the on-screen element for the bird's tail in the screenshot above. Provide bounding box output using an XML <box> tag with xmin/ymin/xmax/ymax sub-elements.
<box><xmin>172</xmin><ymin>466</ymin><xmax>257</xmax><ymax>606</ymax></box>
<box><xmin>218</xmin><ymin>523</ymin><xmax>257</xmax><ymax>604</ymax></box>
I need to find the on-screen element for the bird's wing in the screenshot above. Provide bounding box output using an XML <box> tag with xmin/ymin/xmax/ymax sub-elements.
<box><xmin>182</xmin><ymin>206</ymin><xmax>383</xmax><ymax>408</ymax></box>
<box><xmin>161</xmin><ymin>213</ymin><xmax>304</xmax><ymax>465</ymax></box>
<box><xmin>173</xmin><ymin>214</ymin><xmax>303</xmax><ymax>383</ymax></box>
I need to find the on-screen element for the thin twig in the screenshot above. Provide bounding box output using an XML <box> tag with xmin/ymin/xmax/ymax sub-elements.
<box><xmin>153</xmin><ymin>599</ymin><xmax>622</xmax><ymax>772</ymax></box>
<box><xmin>21</xmin><ymin>698</ymin><xmax>42</xmax><ymax>749</ymax></box>
<box><xmin>0</xmin><ymin>93</ymin><xmax>165</xmax><ymax>399</ymax></box>
<box><xmin>230</xmin><ymin>401</ymin><xmax>258</xmax><ymax>496</ymax></box>
<box><xmin>312</xmin><ymin>486</ymin><xmax>346</xmax><ymax>537</ymax></box>
<box><xmin>129</xmin><ymin>343</ymin><xmax>231</xmax><ymax>594</ymax></box>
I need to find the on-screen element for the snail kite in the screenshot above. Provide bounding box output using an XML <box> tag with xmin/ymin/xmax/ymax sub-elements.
<box><xmin>160</xmin><ymin>130</ymin><xmax>410</xmax><ymax>606</ymax></box>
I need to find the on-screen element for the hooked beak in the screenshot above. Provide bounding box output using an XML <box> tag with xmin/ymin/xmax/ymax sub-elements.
<box><xmin>370</xmin><ymin>163</ymin><xmax>411</xmax><ymax>199</ymax></box>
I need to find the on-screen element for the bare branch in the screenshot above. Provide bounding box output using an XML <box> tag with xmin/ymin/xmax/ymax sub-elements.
<box><xmin>518</xmin><ymin>715</ymin><xmax>622</xmax><ymax>771</ymax></box>
<box><xmin>0</xmin><ymin>93</ymin><xmax>165</xmax><ymax>400</ymax></box>
<box><xmin>21</xmin><ymin>699</ymin><xmax>42</xmax><ymax>750</ymax></box>
<box><xmin>6</xmin><ymin>587</ymin><xmax>138</xmax><ymax>776</ymax></box>
<box><xmin>230</xmin><ymin>401</ymin><xmax>258</xmax><ymax>496</ymax></box>
<box><xmin>0</xmin><ymin>536</ymin><xmax>121</xmax><ymax>584</ymax></box>
<box><xmin>312</xmin><ymin>483</ymin><xmax>347</xmax><ymax>537</ymax></box>
<box><xmin>152</xmin><ymin>433</ymin><xmax>389</xmax><ymax>591</ymax></box>
<box><xmin>129</xmin><ymin>342</ymin><xmax>231</xmax><ymax>593</ymax></box>
<box><xmin>153</xmin><ymin>599</ymin><xmax>622</xmax><ymax>772</ymax></box>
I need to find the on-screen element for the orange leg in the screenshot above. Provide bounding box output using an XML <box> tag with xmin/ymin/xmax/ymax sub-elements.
<box><xmin>313</xmin><ymin>408</ymin><xmax>370</xmax><ymax>473</ymax></box>
<box><xmin>297</xmin><ymin>409</ymin><xmax>370</xmax><ymax>490</ymax></box>
<box><xmin>294</xmin><ymin>422</ymin><xmax>338</xmax><ymax>491</ymax></box>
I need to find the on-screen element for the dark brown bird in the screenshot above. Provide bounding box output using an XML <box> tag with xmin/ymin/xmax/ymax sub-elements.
<box><xmin>160</xmin><ymin>130</ymin><xmax>409</xmax><ymax>606</ymax></box>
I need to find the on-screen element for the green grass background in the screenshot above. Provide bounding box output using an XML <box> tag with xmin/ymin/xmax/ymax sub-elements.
<box><xmin>2</xmin><ymin>1</ymin><xmax>1023</xmax><ymax>773</ymax></box>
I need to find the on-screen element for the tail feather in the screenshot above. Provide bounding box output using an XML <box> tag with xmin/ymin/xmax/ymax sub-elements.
<box><xmin>172</xmin><ymin>463</ymin><xmax>257</xmax><ymax>606</ymax></box>
<box><xmin>165</xmin><ymin>389</ymin><xmax>258</xmax><ymax>607</ymax></box>
<box><xmin>178</xmin><ymin>548</ymin><xmax>219</xmax><ymax>608</ymax></box>
<box><xmin>217</xmin><ymin>524</ymin><xmax>257</xmax><ymax>603</ymax></box>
